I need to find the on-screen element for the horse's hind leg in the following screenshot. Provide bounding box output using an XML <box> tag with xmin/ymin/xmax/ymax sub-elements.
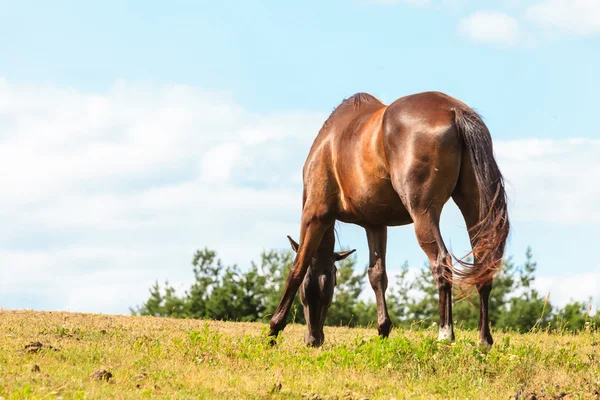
<box><xmin>385</xmin><ymin>118</ymin><xmax>462</xmax><ymax>341</ymax></box>
<box><xmin>365</xmin><ymin>226</ymin><xmax>392</xmax><ymax>337</ymax></box>
<box><xmin>452</xmin><ymin>159</ymin><xmax>494</xmax><ymax>351</ymax></box>
<box><xmin>390</xmin><ymin>167</ymin><xmax>459</xmax><ymax>340</ymax></box>
<box><xmin>411</xmin><ymin>210</ymin><xmax>455</xmax><ymax>341</ymax></box>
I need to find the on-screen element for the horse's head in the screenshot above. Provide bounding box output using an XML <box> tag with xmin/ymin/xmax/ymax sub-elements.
<box><xmin>287</xmin><ymin>235</ymin><xmax>355</xmax><ymax>347</ymax></box>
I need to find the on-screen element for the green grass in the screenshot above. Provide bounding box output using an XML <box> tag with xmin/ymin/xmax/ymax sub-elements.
<box><xmin>0</xmin><ymin>311</ymin><xmax>598</xmax><ymax>399</ymax></box>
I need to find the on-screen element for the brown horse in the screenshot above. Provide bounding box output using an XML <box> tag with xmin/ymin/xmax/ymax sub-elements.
<box><xmin>268</xmin><ymin>91</ymin><xmax>509</xmax><ymax>350</ymax></box>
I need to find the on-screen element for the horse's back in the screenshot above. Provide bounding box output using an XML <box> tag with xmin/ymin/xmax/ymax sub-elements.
<box><xmin>303</xmin><ymin>91</ymin><xmax>467</xmax><ymax>226</ymax></box>
<box><xmin>325</xmin><ymin>91</ymin><xmax>464</xmax><ymax>147</ymax></box>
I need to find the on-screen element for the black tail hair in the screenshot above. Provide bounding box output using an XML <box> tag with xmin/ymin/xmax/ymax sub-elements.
<box><xmin>453</xmin><ymin>108</ymin><xmax>510</xmax><ymax>287</ymax></box>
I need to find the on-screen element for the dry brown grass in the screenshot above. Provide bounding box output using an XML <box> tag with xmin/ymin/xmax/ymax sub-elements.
<box><xmin>0</xmin><ymin>310</ymin><xmax>598</xmax><ymax>399</ymax></box>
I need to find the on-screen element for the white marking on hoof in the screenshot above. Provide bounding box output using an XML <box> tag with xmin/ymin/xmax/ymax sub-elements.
<box><xmin>437</xmin><ymin>325</ymin><xmax>453</xmax><ymax>341</ymax></box>
<box><xmin>478</xmin><ymin>339</ymin><xmax>492</xmax><ymax>353</ymax></box>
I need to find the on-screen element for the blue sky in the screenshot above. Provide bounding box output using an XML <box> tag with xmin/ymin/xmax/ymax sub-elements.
<box><xmin>1</xmin><ymin>0</ymin><xmax>599</xmax><ymax>314</ymax></box>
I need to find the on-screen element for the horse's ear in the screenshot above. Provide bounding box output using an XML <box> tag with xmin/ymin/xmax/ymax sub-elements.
<box><xmin>287</xmin><ymin>235</ymin><xmax>300</xmax><ymax>253</ymax></box>
<box><xmin>334</xmin><ymin>249</ymin><xmax>356</xmax><ymax>261</ymax></box>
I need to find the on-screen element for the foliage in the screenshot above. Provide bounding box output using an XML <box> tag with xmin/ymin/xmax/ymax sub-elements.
<box><xmin>132</xmin><ymin>246</ymin><xmax>599</xmax><ymax>333</ymax></box>
<box><xmin>326</xmin><ymin>256</ymin><xmax>367</xmax><ymax>327</ymax></box>
<box><xmin>132</xmin><ymin>248</ymin><xmax>305</xmax><ymax>324</ymax></box>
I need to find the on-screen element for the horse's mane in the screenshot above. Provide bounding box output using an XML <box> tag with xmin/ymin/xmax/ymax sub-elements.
<box><xmin>338</xmin><ymin>92</ymin><xmax>383</xmax><ymax>111</ymax></box>
<box><xmin>321</xmin><ymin>93</ymin><xmax>384</xmax><ymax>132</ymax></box>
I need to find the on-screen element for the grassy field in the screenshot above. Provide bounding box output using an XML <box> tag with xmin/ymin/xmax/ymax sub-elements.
<box><xmin>0</xmin><ymin>311</ymin><xmax>598</xmax><ymax>399</ymax></box>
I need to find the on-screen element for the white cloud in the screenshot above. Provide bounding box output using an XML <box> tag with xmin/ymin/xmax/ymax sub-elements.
<box><xmin>534</xmin><ymin>265</ymin><xmax>600</xmax><ymax>311</ymax></box>
<box><xmin>526</xmin><ymin>0</ymin><xmax>600</xmax><ymax>36</ymax></box>
<box><xmin>458</xmin><ymin>11</ymin><xmax>522</xmax><ymax>46</ymax></box>
<box><xmin>0</xmin><ymin>79</ymin><xmax>598</xmax><ymax>313</ymax></box>
<box><xmin>366</xmin><ymin>0</ymin><xmax>599</xmax><ymax>42</ymax></box>
<box><xmin>495</xmin><ymin>138</ymin><xmax>600</xmax><ymax>224</ymax></box>
<box><xmin>200</xmin><ymin>142</ymin><xmax>242</xmax><ymax>183</ymax></box>
<box><xmin>0</xmin><ymin>79</ymin><xmax>323</xmax><ymax>313</ymax></box>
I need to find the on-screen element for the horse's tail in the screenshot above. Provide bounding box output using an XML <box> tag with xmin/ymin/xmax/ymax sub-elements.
<box><xmin>452</xmin><ymin>107</ymin><xmax>510</xmax><ymax>287</ymax></box>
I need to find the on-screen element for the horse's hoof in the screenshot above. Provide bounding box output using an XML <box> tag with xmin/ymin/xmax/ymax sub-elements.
<box><xmin>437</xmin><ymin>326</ymin><xmax>455</xmax><ymax>342</ymax></box>
<box><xmin>267</xmin><ymin>328</ymin><xmax>281</xmax><ymax>346</ymax></box>
<box><xmin>266</xmin><ymin>336</ymin><xmax>277</xmax><ymax>346</ymax></box>
<box><xmin>478</xmin><ymin>338</ymin><xmax>492</xmax><ymax>353</ymax></box>
<box><xmin>377</xmin><ymin>319</ymin><xmax>392</xmax><ymax>338</ymax></box>
<box><xmin>304</xmin><ymin>333</ymin><xmax>324</xmax><ymax>347</ymax></box>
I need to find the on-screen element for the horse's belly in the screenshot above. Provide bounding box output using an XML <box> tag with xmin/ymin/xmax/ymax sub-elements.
<box><xmin>336</xmin><ymin>181</ymin><xmax>413</xmax><ymax>227</ymax></box>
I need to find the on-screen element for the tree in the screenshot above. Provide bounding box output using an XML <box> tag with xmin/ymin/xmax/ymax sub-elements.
<box><xmin>387</xmin><ymin>261</ymin><xmax>413</xmax><ymax>324</ymax></box>
<box><xmin>186</xmin><ymin>248</ymin><xmax>223</xmax><ymax>319</ymax></box>
<box><xmin>388</xmin><ymin>247</ymin><xmax>550</xmax><ymax>333</ymax></box>
<box><xmin>327</xmin><ymin>255</ymin><xmax>367</xmax><ymax>327</ymax></box>
<box><xmin>186</xmin><ymin>248</ymin><xmax>269</xmax><ymax>321</ymax></box>
<box><xmin>131</xmin><ymin>281</ymin><xmax>166</xmax><ymax>317</ymax></box>
<box><xmin>257</xmin><ymin>249</ymin><xmax>306</xmax><ymax>324</ymax></box>
<box><xmin>552</xmin><ymin>299</ymin><xmax>600</xmax><ymax>331</ymax></box>
<box><xmin>131</xmin><ymin>281</ymin><xmax>187</xmax><ymax>317</ymax></box>
<box><xmin>132</xmin><ymin>245</ymin><xmax>597</xmax><ymax>333</ymax></box>
<box><xmin>405</xmin><ymin>265</ymin><xmax>438</xmax><ymax>325</ymax></box>
<box><xmin>497</xmin><ymin>247</ymin><xmax>552</xmax><ymax>332</ymax></box>
<box><xmin>452</xmin><ymin>256</ymin><xmax>518</xmax><ymax>330</ymax></box>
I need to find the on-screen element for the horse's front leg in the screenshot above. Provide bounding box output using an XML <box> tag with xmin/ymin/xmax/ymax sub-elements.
<box><xmin>268</xmin><ymin>210</ymin><xmax>333</xmax><ymax>341</ymax></box>
<box><xmin>366</xmin><ymin>226</ymin><xmax>392</xmax><ymax>337</ymax></box>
